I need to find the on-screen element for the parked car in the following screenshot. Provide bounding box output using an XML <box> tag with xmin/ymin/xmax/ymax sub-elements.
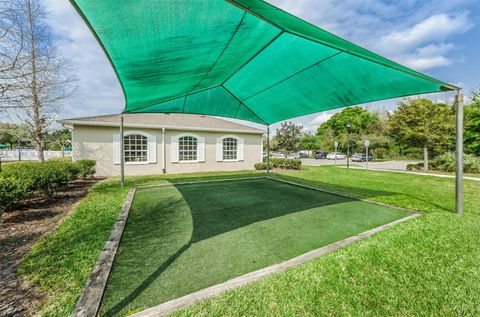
<box><xmin>352</xmin><ymin>153</ymin><xmax>374</xmax><ymax>162</ymax></box>
<box><xmin>326</xmin><ymin>152</ymin><xmax>346</xmax><ymax>160</ymax></box>
<box><xmin>315</xmin><ymin>151</ymin><xmax>328</xmax><ymax>159</ymax></box>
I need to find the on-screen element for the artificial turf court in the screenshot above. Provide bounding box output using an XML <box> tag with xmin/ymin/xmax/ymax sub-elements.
<box><xmin>100</xmin><ymin>177</ymin><xmax>409</xmax><ymax>316</ymax></box>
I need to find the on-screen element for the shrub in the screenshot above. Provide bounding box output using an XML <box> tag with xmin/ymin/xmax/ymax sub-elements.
<box><xmin>430</xmin><ymin>153</ymin><xmax>456</xmax><ymax>172</ymax></box>
<box><xmin>464</xmin><ymin>155</ymin><xmax>480</xmax><ymax>173</ymax></box>
<box><xmin>270</xmin><ymin>158</ymin><xmax>302</xmax><ymax>170</ymax></box>
<box><xmin>255</xmin><ymin>162</ymin><xmax>270</xmax><ymax>170</ymax></box>
<box><xmin>75</xmin><ymin>160</ymin><xmax>96</xmax><ymax>179</ymax></box>
<box><xmin>0</xmin><ymin>160</ymin><xmax>96</xmax><ymax>210</ymax></box>
<box><xmin>408</xmin><ymin>153</ymin><xmax>480</xmax><ymax>174</ymax></box>
<box><xmin>255</xmin><ymin>158</ymin><xmax>302</xmax><ymax>170</ymax></box>
<box><xmin>406</xmin><ymin>163</ymin><xmax>424</xmax><ymax>171</ymax></box>
<box><xmin>48</xmin><ymin>157</ymin><xmax>73</xmax><ymax>162</ymax></box>
<box><xmin>0</xmin><ymin>176</ymin><xmax>31</xmax><ymax>212</ymax></box>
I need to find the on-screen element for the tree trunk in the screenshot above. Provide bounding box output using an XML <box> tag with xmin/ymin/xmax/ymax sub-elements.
<box><xmin>27</xmin><ymin>0</ymin><xmax>44</xmax><ymax>162</ymax></box>
<box><xmin>423</xmin><ymin>144</ymin><xmax>428</xmax><ymax>171</ymax></box>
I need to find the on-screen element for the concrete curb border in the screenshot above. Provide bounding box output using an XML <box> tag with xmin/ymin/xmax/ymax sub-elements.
<box><xmin>131</xmin><ymin>213</ymin><xmax>420</xmax><ymax>317</ymax></box>
<box><xmin>72</xmin><ymin>187</ymin><xmax>137</xmax><ymax>317</ymax></box>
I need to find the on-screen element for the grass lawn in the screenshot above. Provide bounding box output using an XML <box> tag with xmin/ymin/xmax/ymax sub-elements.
<box><xmin>18</xmin><ymin>166</ymin><xmax>480</xmax><ymax>316</ymax></box>
<box><xmin>18</xmin><ymin>171</ymin><xmax>263</xmax><ymax>316</ymax></box>
<box><xmin>172</xmin><ymin>166</ymin><xmax>480</xmax><ymax>316</ymax></box>
<box><xmin>100</xmin><ymin>178</ymin><xmax>407</xmax><ymax>316</ymax></box>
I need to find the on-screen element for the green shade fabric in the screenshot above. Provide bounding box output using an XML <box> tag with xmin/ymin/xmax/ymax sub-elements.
<box><xmin>71</xmin><ymin>0</ymin><xmax>456</xmax><ymax>125</ymax></box>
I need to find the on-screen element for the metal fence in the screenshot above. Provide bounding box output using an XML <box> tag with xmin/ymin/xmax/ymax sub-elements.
<box><xmin>0</xmin><ymin>149</ymin><xmax>72</xmax><ymax>161</ymax></box>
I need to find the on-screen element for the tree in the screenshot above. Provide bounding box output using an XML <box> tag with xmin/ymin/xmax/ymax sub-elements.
<box><xmin>388</xmin><ymin>98</ymin><xmax>455</xmax><ymax>170</ymax></box>
<box><xmin>0</xmin><ymin>122</ymin><xmax>30</xmax><ymax>148</ymax></box>
<box><xmin>465</xmin><ymin>89</ymin><xmax>480</xmax><ymax>155</ymax></box>
<box><xmin>299</xmin><ymin>133</ymin><xmax>322</xmax><ymax>156</ymax></box>
<box><xmin>317</xmin><ymin>106</ymin><xmax>381</xmax><ymax>136</ymax></box>
<box><xmin>317</xmin><ymin>106</ymin><xmax>381</xmax><ymax>153</ymax></box>
<box><xmin>275</xmin><ymin>121</ymin><xmax>303</xmax><ymax>157</ymax></box>
<box><xmin>0</xmin><ymin>0</ymin><xmax>27</xmax><ymax>108</ymax></box>
<box><xmin>46</xmin><ymin>128</ymin><xmax>71</xmax><ymax>155</ymax></box>
<box><xmin>6</xmin><ymin>0</ymin><xmax>76</xmax><ymax>161</ymax></box>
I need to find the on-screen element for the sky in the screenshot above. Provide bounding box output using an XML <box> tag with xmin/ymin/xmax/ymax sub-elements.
<box><xmin>41</xmin><ymin>0</ymin><xmax>479</xmax><ymax>133</ymax></box>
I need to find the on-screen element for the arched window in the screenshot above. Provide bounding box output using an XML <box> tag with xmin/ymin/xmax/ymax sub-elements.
<box><xmin>179</xmin><ymin>136</ymin><xmax>197</xmax><ymax>161</ymax></box>
<box><xmin>124</xmin><ymin>134</ymin><xmax>148</xmax><ymax>162</ymax></box>
<box><xmin>223</xmin><ymin>137</ymin><xmax>238</xmax><ymax>160</ymax></box>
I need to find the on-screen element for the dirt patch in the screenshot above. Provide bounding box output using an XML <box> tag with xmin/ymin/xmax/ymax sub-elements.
<box><xmin>0</xmin><ymin>179</ymin><xmax>98</xmax><ymax>317</ymax></box>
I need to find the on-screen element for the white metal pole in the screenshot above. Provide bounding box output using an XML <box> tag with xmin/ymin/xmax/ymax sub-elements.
<box><xmin>266</xmin><ymin>125</ymin><xmax>270</xmax><ymax>174</ymax></box>
<box><xmin>162</xmin><ymin>127</ymin><xmax>166</xmax><ymax>174</ymax></box>
<box><xmin>120</xmin><ymin>114</ymin><xmax>125</xmax><ymax>187</ymax></box>
<box><xmin>455</xmin><ymin>90</ymin><xmax>464</xmax><ymax>215</ymax></box>
<box><xmin>366</xmin><ymin>143</ymin><xmax>368</xmax><ymax>169</ymax></box>
<box><xmin>334</xmin><ymin>141</ymin><xmax>337</xmax><ymax>166</ymax></box>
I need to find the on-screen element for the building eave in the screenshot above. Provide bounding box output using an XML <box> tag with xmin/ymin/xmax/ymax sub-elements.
<box><xmin>57</xmin><ymin>120</ymin><xmax>265</xmax><ymax>135</ymax></box>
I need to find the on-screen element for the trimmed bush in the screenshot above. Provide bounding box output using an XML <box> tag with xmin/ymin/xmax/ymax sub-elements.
<box><xmin>406</xmin><ymin>163</ymin><xmax>424</xmax><ymax>171</ymax></box>
<box><xmin>255</xmin><ymin>158</ymin><xmax>302</xmax><ymax>170</ymax></box>
<box><xmin>0</xmin><ymin>160</ymin><xmax>96</xmax><ymax>211</ymax></box>
<box><xmin>48</xmin><ymin>157</ymin><xmax>73</xmax><ymax>162</ymax></box>
<box><xmin>76</xmin><ymin>160</ymin><xmax>96</xmax><ymax>179</ymax></box>
<box><xmin>0</xmin><ymin>176</ymin><xmax>31</xmax><ymax>212</ymax></box>
<box><xmin>255</xmin><ymin>162</ymin><xmax>270</xmax><ymax>170</ymax></box>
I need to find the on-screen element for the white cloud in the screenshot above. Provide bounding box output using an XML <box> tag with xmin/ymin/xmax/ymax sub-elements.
<box><xmin>375</xmin><ymin>13</ymin><xmax>472</xmax><ymax>55</ymax></box>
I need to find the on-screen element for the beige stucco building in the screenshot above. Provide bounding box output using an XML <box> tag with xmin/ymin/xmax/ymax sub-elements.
<box><xmin>59</xmin><ymin>113</ymin><xmax>264</xmax><ymax>177</ymax></box>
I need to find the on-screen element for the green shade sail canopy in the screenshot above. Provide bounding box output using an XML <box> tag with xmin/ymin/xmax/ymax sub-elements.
<box><xmin>71</xmin><ymin>0</ymin><xmax>457</xmax><ymax>125</ymax></box>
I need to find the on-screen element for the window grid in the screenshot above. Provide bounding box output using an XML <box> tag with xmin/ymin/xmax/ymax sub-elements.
<box><xmin>179</xmin><ymin>136</ymin><xmax>197</xmax><ymax>161</ymax></box>
<box><xmin>223</xmin><ymin>137</ymin><xmax>237</xmax><ymax>160</ymax></box>
<box><xmin>124</xmin><ymin>134</ymin><xmax>148</xmax><ymax>163</ymax></box>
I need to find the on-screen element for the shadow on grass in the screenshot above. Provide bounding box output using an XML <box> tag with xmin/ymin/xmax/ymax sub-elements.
<box><xmin>272</xmin><ymin>173</ymin><xmax>453</xmax><ymax>214</ymax></box>
<box><xmin>104</xmin><ymin>177</ymin><xmax>408</xmax><ymax>316</ymax></box>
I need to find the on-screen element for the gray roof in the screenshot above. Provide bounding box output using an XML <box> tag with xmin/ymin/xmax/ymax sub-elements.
<box><xmin>58</xmin><ymin>113</ymin><xmax>264</xmax><ymax>134</ymax></box>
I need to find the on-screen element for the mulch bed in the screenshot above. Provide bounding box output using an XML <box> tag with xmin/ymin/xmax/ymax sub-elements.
<box><xmin>0</xmin><ymin>179</ymin><xmax>98</xmax><ymax>317</ymax></box>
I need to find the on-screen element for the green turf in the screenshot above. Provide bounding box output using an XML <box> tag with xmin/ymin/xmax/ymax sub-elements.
<box><xmin>99</xmin><ymin>178</ymin><xmax>408</xmax><ymax>316</ymax></box>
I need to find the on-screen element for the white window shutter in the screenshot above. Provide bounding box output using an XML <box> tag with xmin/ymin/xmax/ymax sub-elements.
<box><xmin>216</xmin><ymin>137</ymin><xmax>223</xmax><ymax>161</ymax></box>
<box><xmin>198</xmin><ymin>136</ymin><xmax>205</xmax><ymax>162</ymax></box>
<box><xmin>148</xmin><ymin>134</ymin><xmax>157</xmax><ymax>163</ymax></box>
<box><xmin>113</xmin><ymin>134</ymin><xmax>121</xmax><ymax>164</ymax></box>
<box><xmin>237</xmin><ymin>137</ymin><xmax>244</xmax><ymax>161</ymax></box>
<box><xmin>171</xmin><ymin>136</ymin><xmax>179</xmax><ymax>163</ymax></box>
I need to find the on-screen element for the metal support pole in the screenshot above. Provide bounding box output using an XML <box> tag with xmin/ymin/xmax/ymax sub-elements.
<box><xmin>162</xmin><ymin>127</ymin><xmax>166</xmax><ymax>174</ymax></box>
<box><xmin>365</xmin><ymin>144</ymin><xmax>368</xmax><ymax>169</ymax></box>
<box><xmin>266</xmin><ymin>125</ymin><xmax>270</xmax><ymax>174</ymax></box>
<box><xmin>120</xmin><ymin>114</ymin><xmax>125</xmax><ymax>187</ymax></box>
<box><xmin>455</xmin><ymin>90</ymin><xmax>464</xmax><ymax>215</ymax></box>
<box><xmin>346</xmin><ymin>134</ymin><xmax>350</xmax><ymax>169</ymax></box>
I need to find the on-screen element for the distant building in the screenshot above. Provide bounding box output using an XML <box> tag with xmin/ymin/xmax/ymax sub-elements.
<box><xmin>59</xmin><ymin>113</ymin><xmax>264</xmax><ymax>176</ymax></box>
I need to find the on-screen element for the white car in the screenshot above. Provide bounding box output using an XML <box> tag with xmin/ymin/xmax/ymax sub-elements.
<box><xmin>327</xmin><ymin>152</ymin><xmax>346</xmax><ymax>160</ymax></box>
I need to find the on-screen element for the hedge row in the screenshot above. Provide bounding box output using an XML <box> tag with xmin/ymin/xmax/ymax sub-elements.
<box><xmin>0</xmin><ymin>159</ymin><xmax>96</xmax><ymax>212</ymax></box>
<box><xmin>407</xmin><ymin>153</ymin><xmax>480</xmax><ymax>173</ymax></box>
<box><xmin>255</xmin><ymin>158</ymin><xmax>302</xmax><ymax>170</ymax></box>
